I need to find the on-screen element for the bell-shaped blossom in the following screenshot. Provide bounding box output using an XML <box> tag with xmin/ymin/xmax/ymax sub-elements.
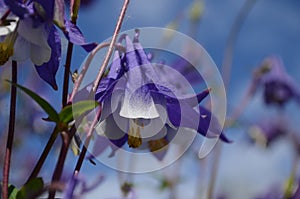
<box><xmin>0</xmin><ymin>0</ymin><xmax>95</xmax><ymax>89</ymax></box>
<box><xmin>92</xmin><ymin>31</ymin><xmax>230</xmax><ymax>160</ymax></box>
<box><xmin>248</xmin><ymin>117</ymin><xmax>287</xmax><ymax>147</ymax></box>
<box><xmin>254</xmin><ymin>55</ymin><xmax>300</xmax><ymax>107</ymax></box>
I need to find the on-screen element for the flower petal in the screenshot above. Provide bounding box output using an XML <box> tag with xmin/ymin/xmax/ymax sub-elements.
<box><xmin>4</xmin><ymin>0</ymin><xmax>29</xmax><ymax>18</ymax></box>
<box><xmin>18</xmin><ymin>18</ymin><xmax>50</xmax><ymax>48</ymax></box>
<box><xmin>81</xmin><ymin>42</ymin><xmax>97</xmax><ymax>52</ymax></box>
<box><xmin>95</xmin><ymin>112</ymin><xmax>128</xmax><ymax>140</ymax></box>
<box><xmin>64</xmin><ymin>20</ymin><xmax>85</xmax><ymax>45</ymax></box>
<box><xmin>0</xmin><ymin>17</ymin><xmax>18</xmax><ymax>36</ymax></box>
<box><xmin>11</xmin><ymin>36</ymin><xmax>30</xmax><ymax>61</ymax></box>
<box><xmin>30</xmin><ymin>43</ymin><xmax>51</xmax><ymax>65</ymax></box>
<box><xmin>166</xmin><ymin>98</ymin><xmax>230</xmax><ymax>142</ymax></box>
<box><xmin>120</xmin><ymin>83</ymin><xmax>159</xmax><ymax>119</ymax></box>
<box><xmin>35</xmin><ymin>26</ymin><xmax>61</xmax><ymax>90</ymax></box>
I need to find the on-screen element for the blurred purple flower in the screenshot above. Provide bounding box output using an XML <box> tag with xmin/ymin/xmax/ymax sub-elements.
<box><xmin>0</xmin><ymin>0</ymin><xmax>95</xmax><ymax>89</ymax></box>
<box><xmin>255</xmin><ymin>55</ymin><xmax>300</xmax><ymax>107</ymax></box>
<box><xmin>248</xmin><ymin>117</ymin><xmax>287</xmax><ymax>147</ymax></box>
<box><xmin>91</xmin><ymin>30</ymin><xmax>230</xmax><ymax>160</ymax></box>
<box><xmin>63</xmin><ymin>174</ymin><xmax>104</xmax><ymax>199</ymax></box>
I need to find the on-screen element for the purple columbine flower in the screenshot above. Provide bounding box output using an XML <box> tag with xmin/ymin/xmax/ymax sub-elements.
<box><xmin>0</xmin><ymin>0</ymin><xmax>95</xmax><ymax>89</ymax></box>
<box><xmin>248</xmin><ymin>118</ymin><xmax>287</xmax><ymax>147</ymax></box>
<box><xmin>92</xmin><ymin>30</ymin><xmax>230</xmax><ymax>160</ymax></box>
<box><xmin>63</xmin><ymin>174</ymin><xmax>104</xmax><ymax>199</ymax></box>
<box><xmin>254</xmin><ymin>55</ymin><xmax>300</xmax><ymax>107</ymax></box>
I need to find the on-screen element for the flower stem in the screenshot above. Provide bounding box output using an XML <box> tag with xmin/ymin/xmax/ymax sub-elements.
<box><xmin>2</xmin><ymin>60</ymin><xmax>17</xmax><ymax>199</ymax></box>
<box><xmin>207</xmin><ymin>1</ymin><xmax>258</xmax><ymax>198</ymax></box>
<box><xmin>62</xmin><ymin>42</ymin><xmax>74</xmax><ymax>107</ymax></box>
<box><xmin>67</xmin><ymin>43</ymin><xmax>125</xmax><ymax>104</ymax></box>
<box><xmin>221</xmin><ymin>0</ymin><xmax>258</xmax><ymax>89</ymax></box>
<box><xmin>48</xmin><ymin>125</ymin><xmax>77</xmax><ymax>199</ymax></box>
<box><xmin>62</xmin><ymin>0</ymin><xmax>82</xmax><ymax>107</ymax></box>
<box><xmin>26</xmin><ymin>127</ymin><xmax>59</xmax><ymax>183</ymax></box>
<box><xmin>74</xmin><ymin>107</ymin><xmax>101</xmax><ymax>174</ymax></box>
<box><xmin>92</xmin><ymin>0</ymin><xmax>130</xmax><ymax>93</ymax></box>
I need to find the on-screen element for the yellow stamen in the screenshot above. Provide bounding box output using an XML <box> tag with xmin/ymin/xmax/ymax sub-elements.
<box><xmin>0</xmin><ymin>31</ymin><xmax>17</xmax><ymax>66</ymax></box>
<box><xmin>127</xmin><ymin>119</ymin><xmax>142</xmax><ymax>148</ymax></box>
<box><xmin>148</xmin><ymin>138</ymin><xmax>168</xmax><ymax>152</ymax></box>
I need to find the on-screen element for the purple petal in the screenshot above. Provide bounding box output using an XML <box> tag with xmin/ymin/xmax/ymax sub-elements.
<box><xmin>107</xmin><ymin>50</ymin><xmax>125</xmax><ymax>80</ymax></box>
<box><xmin>4</xmin><ymin>0</ymin><xmax>29</xmax><ymax>18</ymax></box>
<box><xmin>35</xmin><ymin>26</ymin><xmax>61</xmax><ymax>90</ymax></box>
<box><xmin>170</xmin><ymin>57</ymin><xmax>204</xmax><ymax>85</ymax></box>
<box><xmin>81</xmin><ymin>42</ymin><xmax>97</xmax><ymax>52</ymax></box>
<box><xmin>64</xmin><ymin>20</ymin><xmax>85</xmax><ymax>45</ymax></box>
<box><xmin>166</xmin><ymin>98</ymin><xmax>230</xmax><ymax>142</ymax></box>
<box><xmin>64</xmin><ymin>21</ymin><xmax>97</xmax><ymax>52</ymax></box>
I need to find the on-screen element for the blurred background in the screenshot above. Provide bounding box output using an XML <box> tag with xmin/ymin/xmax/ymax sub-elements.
<box><xmin>1</xmin><ymin>0</ymin><xmax>300</xmax><ymax>198</ymax></box>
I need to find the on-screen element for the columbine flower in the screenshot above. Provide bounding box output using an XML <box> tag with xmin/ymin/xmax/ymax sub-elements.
<box><xmin>63</xmin><ymin>174</ymin><xmax>104</xmax><ymax>199</ymax></box>
<box><xmin>92</xmin><ymin>30</ymin><xmax>229</xmax><ymax>159</ymax></box>
<box><xmin>254</xmin><ymin>55</ymin><xmax>300</xmax><ymax>107</ymax></box>
<box><xmin>0</xmin><ymin>0</ymin><xmax>95</xmax><ymax>89</ymax></box>
<box><xmin>248</xmin><ymin>118</ymin><xmax>287</xmax><ymax>147</ymax></box>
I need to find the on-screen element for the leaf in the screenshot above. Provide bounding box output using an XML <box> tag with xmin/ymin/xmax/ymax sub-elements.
<box><xmin>16</xmin><ymin>177</ymin><xmax>44</xmax><ymax>199</ymax></box>
<box><xmin>7</xmin><ymin>81</ymin><xmax>59</xmax><ymax>123</ymax></box>
<box><xmin>53</xmin><ymin>0</ymin><xmax>65</xmax><ymax>29</ymax></box>
<box><xmin>59</xmin><ymin>100</ymin><xmax>99</xmax><ymax>124</ymax></box>
<box><xmin>8</xmin><ymin>184</ymin><xmax>18</xmax><ymax>199</ymax></box>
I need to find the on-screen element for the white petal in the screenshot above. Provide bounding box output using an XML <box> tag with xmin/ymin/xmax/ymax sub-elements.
<box><xmin>95</xmin><ymin>113</ymin><xmax>129</xmax><ymax>140</ymax></box>
<box><xmin>30</xmin><ymin>43</ymin><xmax>51</xmax><ymax>66</ymax></box>
<box><xmin>17</xmin><ymin>18</ymin><xmax>49</xmax><ymax>48</ymax></box>
<box><xmin>119</xmin><ymin>93</ymin><xmax>159</xmax><ymax>119</ymax></box>
<box><xmin>11</xmin><ymin>36</ymin><xmax>30</xmax><ymax>62</ymax></box>
<box><xmin>118</xmin><ymin>64</ymin><xmax>159</xmax><ymax>119</ymax></box>
<box><xmin>0</xmin><ymin>17</ymin><xmax>18</xmax><ymax>36</ymax></box>
<box><xmin>132</xmin><ymin>104</ymin><xmax>168</xmax><ymax>139</ymax></box>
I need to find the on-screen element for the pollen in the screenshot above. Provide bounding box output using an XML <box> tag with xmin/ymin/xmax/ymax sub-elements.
<box><xmin>148</xmin><ymin>138</ymin><xmax>168</xmax><ymax>152</ymax></box>
<box><xmin>0</xmin><ymin>32</ymin><xmax>17</xmax><ymax>66</ymax></box>
<box><xmin>127</xmin><ymin>119</ymin><xmax>142</xmax><ymax>148</ymax></box>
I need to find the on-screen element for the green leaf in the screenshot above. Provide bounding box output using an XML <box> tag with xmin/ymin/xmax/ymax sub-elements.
<box><xmin>59</xmin><ymin>100</ymin><xmax>99</xmax><ymax>124</ymax></box>
<box><xmin>8</xmin><ymin>184</ymin><xmax>18</xmax><ymax>199</ymax></box>
<box><xmin>7</xmin><ymin>81</ymin><xmax>59</xmax><ymax>123</ymax></box>
<box><xmin>16</xmin><ymin>177</ymin><xmax>44</xmax><ymax>199</ymax></box>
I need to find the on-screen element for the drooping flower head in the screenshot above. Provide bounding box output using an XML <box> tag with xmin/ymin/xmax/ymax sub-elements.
<box><xmin>0</xmin><ymin>0</ymin><xmax>96</xmax><ymax>89</ymax></box>
<box><xmin>89</xmin><ymin>30</ymin><xmax>230</xmax><ymax>160</ymax></box>
<box><xmin>254</xmin><ymin>55</ymin><xmax>300</xmax><ymax>107</ymax></box>
<box><xmin>248</xmin><ymin>117</ymin><xmax>287</xmax><ymax>147</ymax></box>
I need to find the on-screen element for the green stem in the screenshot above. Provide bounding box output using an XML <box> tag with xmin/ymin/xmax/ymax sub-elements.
<box><xmin>2</xmin><ymin>60</ymin><xmax>17</xmax><ymax>199</ymax></box>
<box><xmin>26</xmin><ymin>127</ymin><xmax>59</xmax><ymax>183</ymax></box>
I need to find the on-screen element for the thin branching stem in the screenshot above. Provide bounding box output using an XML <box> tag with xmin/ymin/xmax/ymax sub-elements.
<box><xmin>74</xmin><ymin>108</ymin><xmax>101</xmax><ymax>174</ymax></box>
<box><xmin>91</xmin><ymin>0</ymin><xmax>130</xmax><ymax>93</ymax></box>
<box><xmin>207</xmin><ymin>1</ymin><xmax>258</xmax><ymax>199</ymax></box>
<box><xmin>2</xmin><ymin>61</ymin><xmax>17</xmax><ymax>199</ymax></box>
